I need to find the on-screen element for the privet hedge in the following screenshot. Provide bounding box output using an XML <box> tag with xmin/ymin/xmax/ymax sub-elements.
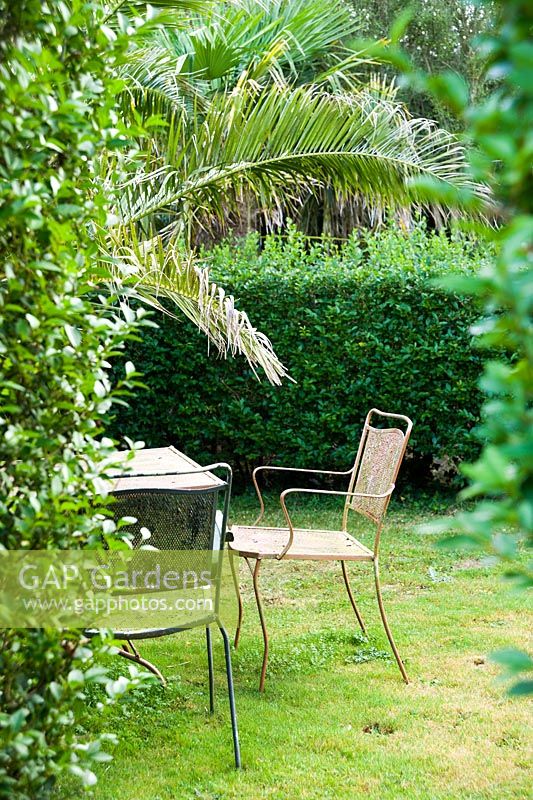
<box><xmin>111</xmin><ymin>224</ymin><xmax>492</xmax><ymax>488</ymax></box>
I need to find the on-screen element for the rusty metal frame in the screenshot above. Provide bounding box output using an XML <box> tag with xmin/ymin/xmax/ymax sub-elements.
<box><xmin>229</xmin><ymin>550</ymin><xmax>244</xmax><ymax>649</ymax></box>
<box><xmin>247</xmin><ymin>557</ymin><xmax>269</xmax><ymax>693</ymax></box>
<box><xmin>342</xmin><ymin>408</ymin><xmax>413</xmax><ymax>536</ymax></box>
<box><xmin>374</xmin><ymin>556</ymin><xmax>409</xmax><ymax>683</ymax></box>
<box><xmin>341</xmin><ymin>560</ymin><xmax>366</xmax><ymax>634</ymax></box>
<box><xmin>252</xmin><ymin>465</ymin><xmax>354</xmax><ymax>526</ymax></box>
<box><xmin>118</xmin><ymin>639</ymin><xmax>166</xmax><ymax>685</ymax></box>
<box><xmin>230</xmin><ymin>554</ymin><xmax>270</xmax><ymax>692</ymax></box>
<box><xmin>279</xmin><ymin>485</ymin><xmax>395</xmax><ymax>560</ymax></box>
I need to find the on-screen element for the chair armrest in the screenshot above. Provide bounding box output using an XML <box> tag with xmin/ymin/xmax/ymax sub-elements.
<box><xmin>281</xmin><ymin>486</ymin><xmax>395</xmax><ymax>502</ymax></box>
<box><xmin>252</xmin><ymin>465</ymin><xmax>353</xmax><ymax>526</ymax></box>
<box><xmin>277</xmin><ymin>486</ymin><xmax>395</xmax><ymax>559</ymax></box>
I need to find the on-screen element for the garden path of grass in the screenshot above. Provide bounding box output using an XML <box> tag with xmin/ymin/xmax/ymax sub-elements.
<box><xmin>59</xmin><ymin>498</ymin><xmax>532</xmax><ymax>800</ymax></box>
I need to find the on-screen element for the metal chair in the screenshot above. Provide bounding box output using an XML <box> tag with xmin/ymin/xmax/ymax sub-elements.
<box><xmin>229</xmin><ymin>409</ymin><xmax>413</xmax><ymax>692</ymax></box>
<box><xmin>86</xmin><ymin>463</ymin><xmax>241</xmax><ymax>768</ymax></box>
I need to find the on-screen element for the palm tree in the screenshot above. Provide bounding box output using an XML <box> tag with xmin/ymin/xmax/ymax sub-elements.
<box><xmin>101</xmin><ymin>0</ymin><xmax>486</xmax><ymax>384</ymax></box>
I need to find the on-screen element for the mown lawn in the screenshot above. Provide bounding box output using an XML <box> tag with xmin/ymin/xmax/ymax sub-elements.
<box><xmin>58</xmin><ymin>496</ymin><xmax>532</xmax><ymax>800</ymax></box>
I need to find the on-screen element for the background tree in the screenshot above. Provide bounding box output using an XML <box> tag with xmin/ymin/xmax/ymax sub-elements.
<box><xmin>352</xmin><ymin>0</ymin><xmax>495</xmax><ymax>129</ymax></box>
<box><xmin>108</xmin><ymin>0</ymin><xmax>486</xmax><ymax>268</ymax></box>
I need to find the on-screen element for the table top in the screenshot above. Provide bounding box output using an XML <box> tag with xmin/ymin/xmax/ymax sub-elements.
<box><xmin>110</xmin><ymin>446</ymin><xmax>225</xmax><ymax>491</ymax></box>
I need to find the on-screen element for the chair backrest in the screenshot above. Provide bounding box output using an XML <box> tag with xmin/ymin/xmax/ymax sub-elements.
<box><xmin>106</xmin><ymin>469</ymin><xmax>232</xmax><ymax>626</ymax></box>
<box><xmin>109</xmin><ymin>463</ymin><xmax>232</xmax><ymax>552</ymax></box>
<box><xmin>343</xmin><ymin>409</ymin><xmax>412</xmax><ymax>528</ymax></box>
<box><xmin>110</xmin><ymin>486</ymin><xmax>222</xmax><ymax>551</ymax></box>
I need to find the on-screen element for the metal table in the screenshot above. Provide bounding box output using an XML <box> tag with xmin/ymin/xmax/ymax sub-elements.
<box><xmin>111</xmin><ymin>445</ymin><xmax>225</xmax><ymax>491</ymax></box>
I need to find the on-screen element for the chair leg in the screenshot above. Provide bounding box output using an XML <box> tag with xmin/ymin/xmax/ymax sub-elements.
<box><xmin>219</xmin><ymin>625</ymin><xmax>242</xmax><ymax>769</ymax></box>
<box><xmin>206</xmin><ymin>627</ymin><xmax>215</xmax><ymax>713</ymax></box>
<box><xmin>341</xmin><ymin>561</ymin><xmax>366</xmax><ymax>635</ymax></box>
<box><xmin>246</xmin><ymin>557</ymin><xmax>269</xmax><ymax>693</ymax></box>
<box><xmin>373</xmin><ymin>559</ymin><xmax>409</xmax><ymax>684</ymax></box>
<box><xmin>230</xmin><ymin>551</ymin><xmax>244</xmax><ymax>649</ymax></box>
<box><xmin>118</xmin><ymin>640</ymin><xmax>166</xmax><ymax>686</ymax></box>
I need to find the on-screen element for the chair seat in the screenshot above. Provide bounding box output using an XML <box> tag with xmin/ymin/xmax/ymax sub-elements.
<box><xmin>229</xmin><ymin>525</ymin><xmax>374</xmax><ymax>561</ymax></box>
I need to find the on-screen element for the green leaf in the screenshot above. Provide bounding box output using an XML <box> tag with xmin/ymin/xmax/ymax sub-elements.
<box><xmin>67</xmin><ymin>669</ymin><xmax>85</xmax><ymax>686</ymax></box>
<box><xmin>490</xmin><ymin>648</ymin><xmax>533</xmax><ymax>673</ymax></box>
<box><xmin>25</xmin><ymin>313</ymin><xmax>40</xmax><ymax>330</ymax></box>
<box><xmin>428</xmin><ymin>72</ymin><xmax>469</xmax><ymax>114</ymax></box>
<box><xmin>64</xmin><ymin>324</ymin><xmax>81</xmax><ymax>348</ymax></box>
<box><xmin>508</xmin><ymin>680</ymin><xmax>533</xmax><ymax>697</ymax></box>
<box><xmin>9</xmin><ymin>709</ymin><xmax>28</xmax><ymax>733</ymax></box>
<box><xmin>389</xmin><ymin>8</ymin><xmax>414</xmax><ymax>45</ymax></box>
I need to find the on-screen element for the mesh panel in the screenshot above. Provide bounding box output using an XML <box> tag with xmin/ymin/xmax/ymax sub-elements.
<box><xmin>103</xmin><ymin>488</ymin><xmax>222</xmax><ymax>630</ymax></box>
<box><xmin>111</xmin><ymin>489</ymin><xmax>219</xmax><ymax>551</ymax></box>
<box><xmin>350</xmin><ymin>427</ymin><xmax>405</xmax><ymax>522</ymax></box>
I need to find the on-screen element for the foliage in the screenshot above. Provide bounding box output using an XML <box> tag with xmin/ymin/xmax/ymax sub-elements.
<box><xmin>118</xmin><ymin>81</ymin><xmax>483</xmax><ymax>234</ymax></box>
<box><xmin>352</xmin><ymin>0</ymin><xmax>495</xmax><ymax>129</ymax></box>
<box><xmin>0</xmin><ymin>2</ymin><xmax>155</xmax><ymax>796</ymax></box>
<box><xmin>379</xmin><ymin>0</ymin><xmax>532</xmax><ymax>692</ymax></box>
<box><xmin>111</xmin><ymin>0</ymin><xmax>486</xmax><ymax>257</ymax></box>
<box><xmin>104</xmin><ymin>226</ymin><xmax>288</xmax><ymax>384</ymax></box>
<box><xmin>110</xmin><ymin>223</ymin><xmax>492</xmax><ymax>487</ymax></box>
<box><xmin>155</xmin><ymin>0</ymin><xmax>358</xmax><ymax>88</ymax></box>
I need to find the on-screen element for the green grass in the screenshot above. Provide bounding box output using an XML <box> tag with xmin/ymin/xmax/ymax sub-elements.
<box><xmin>57</xmin><ymin>497</ymin><xmax>532</xmax><ymax>800</ymax></box>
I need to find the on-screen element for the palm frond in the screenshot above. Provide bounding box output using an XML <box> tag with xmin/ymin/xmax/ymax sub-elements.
<box><xmin>314</xmin><ymin>51</ymin><xmax>397</xmax><ymax>96</ymax></box>
<box><xmin>118</xmin><ymin>47</ymin><xmax>211</xmax><ymax>127</ymax></box>
<box><xmin>102</xmin><ymin>0</ymin><xmax>207</xmax><ymax>24</ymax></box>
<box><xmin>154</xmin><ymin>0</ymin><xmax>359</xmax><ymax>88</ymax></box>
<box><xmin>103</xmin><ymin>226</ymin><xmax>289</xmax><ymax>385</ymax></box>
<box><xmin>117</xmin><ymin>83</ymin><xmax>487</xmax><ymax>234</ymax></box>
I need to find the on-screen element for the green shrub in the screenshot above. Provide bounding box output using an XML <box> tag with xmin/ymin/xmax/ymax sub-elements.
<box><xmin>0</xmin><ymin>2</ymin><xmax>150</xmax><ymax>796</ymax></box>
<box><xmin>111</xmin><ymin>223</ymin><xmax>492</xmax><ymax>488</ymax></box>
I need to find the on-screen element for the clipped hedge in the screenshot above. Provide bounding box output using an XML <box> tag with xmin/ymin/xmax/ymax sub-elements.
<box><xmin>111</xmin><ymin>224</ymin><xmax>492</xmax><ymax>488</ymax></box>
